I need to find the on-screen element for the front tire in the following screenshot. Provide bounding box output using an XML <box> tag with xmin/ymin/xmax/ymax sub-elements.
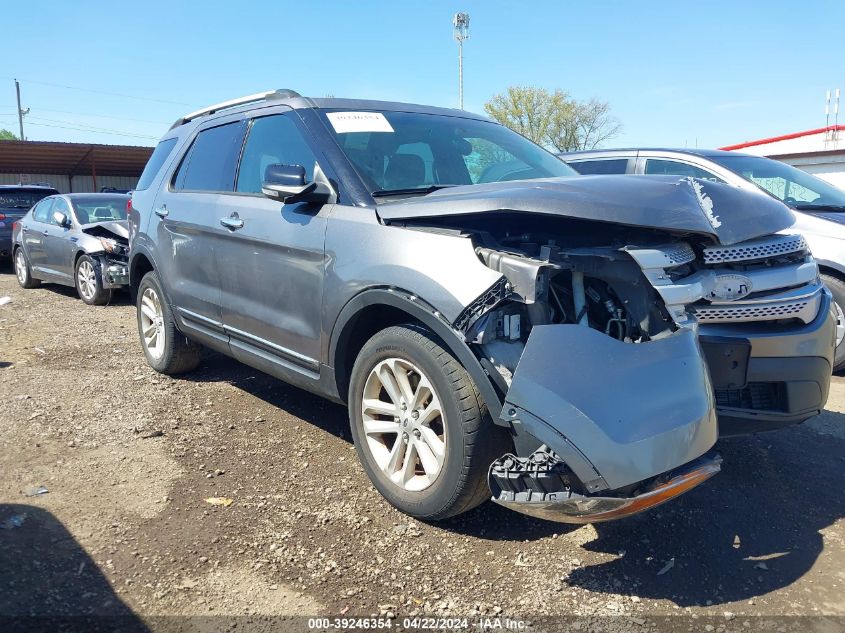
<box><xmin>822</xmin><ymin>273</ymin><xmax>845</xmax><ymax>371</ymax></box>
<box><xmin>136</xmin><ymin>271</ymin><xmax>201</xmax><ymax>374</ymax></box>
<box><xmin>75</xmin><ymin>254</ymin><xmax>112</xmax><ymax>305</ymax></box>
<box><xmin>348</xmin><ymin>324</ymin><xmax>509</xmax><ymax>521</ymax></box>
<box><xmin>14</xmin><ymin>247</ymin><xmax>40</xmax><ymax>289</ymax></box>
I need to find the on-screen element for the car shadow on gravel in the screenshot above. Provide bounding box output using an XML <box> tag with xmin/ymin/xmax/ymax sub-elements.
<box><xmin>564</xmin><ymin>414</ymin><xmax>845</xmax><ymax>607</ymax></box>
<box><xmin>0</xmin><ymin>503</ymin><xmax>148</xmax><ymax>631</ymax></box>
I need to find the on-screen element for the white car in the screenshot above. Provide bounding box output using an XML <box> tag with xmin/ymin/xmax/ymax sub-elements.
<box><xmin>560</xmin><ymin>148</ymin><xmax>845</xmax><ymax>370</ymax></box>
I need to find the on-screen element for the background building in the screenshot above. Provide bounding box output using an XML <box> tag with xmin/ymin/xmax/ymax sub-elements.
<box><xmin>0</xmin><ymin>140</ymin><xmax>153</xmax><ymax>192</ymax></box>
<box><xmin>721</xmin><ymin>125</ymin><xmax>845</xmax><ymax>189</ymax></box>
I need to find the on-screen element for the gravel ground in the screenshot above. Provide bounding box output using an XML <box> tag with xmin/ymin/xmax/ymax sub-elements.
<box><xmin>1</xmin><ymin>264</ymin><xmax>844</xmax><ymax>629</ymax></box>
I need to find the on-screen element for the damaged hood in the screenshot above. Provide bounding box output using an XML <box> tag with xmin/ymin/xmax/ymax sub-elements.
<box><xmin>377</xmin><ymin>176</ymin><xmax>795</xmax><ymax>245</ymax></box>
<box><xmin>81</xmin><ymin>220</ymin><xmax>129</xmax><ymax>240</ymax></box>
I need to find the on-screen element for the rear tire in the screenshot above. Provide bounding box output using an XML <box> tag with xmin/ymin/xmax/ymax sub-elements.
<box><xmin>75</xmin><ymin>254</ymin><xmax>112</xmax><ymax>305</ymax></box>
<box><xmin>136</xmin><ymin>270</ymin><xmax>201</xmax><ymax>374</ymax></box>
<box><xmin>348</xmin><ymin>323</ymin><xmax>510</xmax><ymax>521</ymax></box>
<box><xmin>821</xmin><ymin>273</ymin><xmax>845</xmax><ymax>372</ymax></box>
<box><xmin>14</xmin><ymin>247</ymin><xmax>40</xmax><ymax>289</ymax></box>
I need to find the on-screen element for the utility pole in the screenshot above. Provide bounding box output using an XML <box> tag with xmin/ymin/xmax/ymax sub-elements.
<box><xmin>14</xmin><ymin>79</ymin><xmax>29</xmax><ymax>141</ymax></box>
<box><xmin>453</xmin><ymin>12</ymin><xmax>470</xmax><ymax>109</ymax></box>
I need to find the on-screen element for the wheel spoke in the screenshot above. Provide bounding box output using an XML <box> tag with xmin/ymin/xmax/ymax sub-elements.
<box><xmin>140</xmin><ymin>301</ymin><xmax>157</xmax><ymax>321</ymax></box>
<box><xmin>362</xmin><ymin>397</ymin><xmax>399</xmax><ymax>418</ymax></box>
<box><xmin>417</xmin><ymin>399</ymin><xmax>442</xmax><ymax>427</ymax></box>
<box><xmin>377</xmin><ymin>363</ymin><xmax>403</xmax><ymax>406</ymax></box>
<box><xmin>410</xmin><ymin>374</ymin><xmax>434</xmax><ymax>411</ymax></box>
<box><xmin>392</xmin><ymin>440</ymin><xmax>416</xmax><ymax>485</ymax></box>
<box><xmin>390</xmin><ymin>359</ymin><xmax>416</xmax><ymax>404</ymax></box>
<box><xmin>414</xmin><ymin>436</ymin><xmax>441</xmax><ymax>476</ymax></box>
<box><xmin>418</xmin><ymin>425</ymin><xmax>445</xmax><ymax>461</ymax></box>
<box><xmin>385</xmin><ymin>436</ymin><xmax>406</xmax><ymax>475</ymax></box>
<box><xmin>362</xmin><ymin>417</ymin><xmax>401</xmax><ymax>435</ymax></box>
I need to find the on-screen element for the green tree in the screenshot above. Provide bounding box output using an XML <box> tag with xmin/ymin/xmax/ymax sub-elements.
<box><xmin>484</xmin><ymin>86</ymin><xmax>621</xmax><ymax>152</ymax></box>
<box><xmin>0</xmin><ymin>129</ymin><xmax>18</xmax><ymax>140</ymax></box>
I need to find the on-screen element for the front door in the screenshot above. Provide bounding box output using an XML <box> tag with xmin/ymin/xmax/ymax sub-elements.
<box><xmin>217</xmin><ymin>112</ymin><xmax>329</xmax><ymax>377</ymax></box>
<box><xmin>43</xmin><ymin>196</ymin><xmax>75</xmax><ymax>280</ymax></box>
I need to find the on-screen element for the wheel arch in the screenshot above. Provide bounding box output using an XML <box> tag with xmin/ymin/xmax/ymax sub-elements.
<box><xmin>129</xmin><ymin>249</ymin><xmax>156</xmax><ymax>303</ymax></box>
<box><xmin>329</xmin><ymin>288</ymin><xmax>503</xmax><ymax>415</ymax></box>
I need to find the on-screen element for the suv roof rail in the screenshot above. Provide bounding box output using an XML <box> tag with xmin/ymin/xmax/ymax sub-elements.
<box><xmin>169</xmin><ymin>89</ymin><xmax>302</xmax><ymax>129</ymax></box>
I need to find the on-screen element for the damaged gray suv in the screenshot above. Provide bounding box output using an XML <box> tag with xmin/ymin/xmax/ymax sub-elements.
<box><xmin>129</xmin><ymin>90</ymin><xmax>835</xmax><ymax>523</ymax></box>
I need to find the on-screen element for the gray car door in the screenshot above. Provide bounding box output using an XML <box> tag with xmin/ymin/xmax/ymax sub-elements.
<box><xmin>217</xmin><ymin>111</ymin><xmax>329</xmax><ymax>377</ymax></box>
<box><xmin>25</xmin><ymin>197</ymin><xmax>54</xmax><ymax>275</ymax></box>
<box><xmin>43</xmin><ymin>197</ymin><xmax>75</xmax><ymax>280</ymax></box>
<box><xmin>149</xmin><ymin>119</ymin><xmax>247</xmax><ymax>350</ymax></box>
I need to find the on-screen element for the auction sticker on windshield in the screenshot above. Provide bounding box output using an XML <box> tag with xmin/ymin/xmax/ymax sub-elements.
<box><xmin>326</xmin><ymin>111</ymin><xmax>394</xmax><ymax>133</ymax></box>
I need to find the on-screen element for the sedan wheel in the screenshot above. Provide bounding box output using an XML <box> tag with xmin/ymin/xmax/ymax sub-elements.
<box><xmin>14</xmin><ymin>248</ymin><xmax>39</xmax><ymax>289</ymax></box>
<box><xmin>77</xmin><ymin>260</ymin><xmax>97</xmax><ymax>301</ymax></box>
<box><xmin>361</xmin><ymin>357</ymin><xmax>447</xmax><ymax>492</ymax></box>
<box><xmin>15</xmin><ymin>250</ymin><xmax>27</xmax><ymax>285</ymax></box>
<box><xmin>139</xmin><ymin>287</ymin><xmax>166</xmax><ymax>361</ymax></box>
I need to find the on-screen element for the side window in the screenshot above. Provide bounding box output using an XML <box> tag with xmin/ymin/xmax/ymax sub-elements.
<box><xmin>173</xmin><ymin>121</ymin><xmax>245</xmax><ymax>192</ymax></box>
<box><xmin>32</xmin><ymin>198</ymin><xmax>54</xmax><ymax>223</ymax></box>
<box><xmin>137</xmin><ymin>138</ymin><xmax>178</xmax><ymax>191</ymax></box>
<box><xmin>236</xmin><ymin>114</ymin><xmax>318</xmax><ymax>194</ymax></box>
<box><xmin>644</xmin><ymin>159</ymin><xmax>724</xmax><ymax>183</ymax></box>
<box><xmin>569</xmin><ymin>158</ymin><xmax>629</xmax><ymax>175</ymax></box>
<box><xmin>51</xmin><ymin>198</ymin><xmax>70</xmax><ymax>225</ymax></box>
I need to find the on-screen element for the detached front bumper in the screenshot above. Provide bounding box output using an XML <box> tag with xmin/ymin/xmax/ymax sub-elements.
<box><xmin>495</xmin><ymin>325</ymin><xmax>719</xmax><ymax>522</ymax></box>
<box><xmin>700</xmin><ymin>288</ymin><xmax>836</xmax><ymax>435</ymax></box>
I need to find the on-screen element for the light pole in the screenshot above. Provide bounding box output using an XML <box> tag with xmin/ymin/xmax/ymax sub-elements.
<box><xmin>453</xmin><ymin>12</ymin><xmax>470</xmax><ymax>109</ymax></box>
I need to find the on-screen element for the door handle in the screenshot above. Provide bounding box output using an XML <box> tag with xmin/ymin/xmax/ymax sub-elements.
<box><xmin>220</xmin><ymin>216</ymin><xmax>244</xmax><ymax>230</ymax></box>
<box><xmin>154</xmin><ymin>205</ymin><xmax>169</xmax><ymax>218</ymax></box>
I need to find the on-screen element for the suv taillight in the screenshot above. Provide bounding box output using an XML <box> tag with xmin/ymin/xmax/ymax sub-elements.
<box><xmin>0</xmin><ymin>213</ymin><xmax>6</xmax><ymax>221</ymax></box>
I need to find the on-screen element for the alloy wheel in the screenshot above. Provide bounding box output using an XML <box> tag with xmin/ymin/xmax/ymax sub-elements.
<box><xmin>15</xmin><ymin>250</ymin><xmax>27</xmax><ymax>285</ymax></box>
<box><xmin>77</xmin><ymin>260</ymin><xmax>97</xmax><ymax>301</ymax></box>
<box><xmin>139</xmin><ymin>287</ymin><xmax>165</xmax><ymax>360</ymax></box>
<box><xmin>361</xmin><ymin>357</ymin><xmax>447</xmax><ymax>492</ymax></box>
<box><xmin>835</xmin><ymin>301</ymin><xmax>845</xmax><ymax>348</ymax></box>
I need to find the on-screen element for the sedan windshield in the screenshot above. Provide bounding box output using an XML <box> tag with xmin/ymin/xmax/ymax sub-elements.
<box><xmin>71</xmin><ymin>195</ymin><xmax>129</xmax><ymax>225</ymax></box>
<box><xmin>321</xmin><ymin>110</ymin><xmax>576</xmax><ymax>197</ymax></box>
<box><xmin>710</xmin><ymin>155</ymin><xmax>845</xmax><ymax>210</ymax></box>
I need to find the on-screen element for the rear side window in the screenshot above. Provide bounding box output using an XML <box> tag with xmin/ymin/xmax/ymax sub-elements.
<box><xmin>173</xmin><ymin>122</ymin><xmax>246</xmax><ymax>192</ymax></box>
<box><xmin>236</xmin><ymin>115</ymin><xmax>318</xmax><ymax>194</ymax></box>
<box><xmin>136</xmin><ymin>138</ymin><xmax>177</xmax><ymax>191</ymax></box>
<box><xmin>644</xmin><ymin>158</ymin><xmax>724</xmax><ymax>183</ymax></box>
<box><xmin>569</xmin><ymin>158</ymin><xmax>629</xmax><ymax>175</ymax></box>
<box><xmin>32</xmin><ymin>198</ymin><xmax>54</xmax><ymax>223</ymax></box>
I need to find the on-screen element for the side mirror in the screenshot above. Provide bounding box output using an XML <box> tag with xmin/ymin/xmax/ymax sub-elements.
<box><xmin>261</xmin><ymin>163</ymin><xmax>335</xmax><ymax>205</ymax></box>
<box><xmin>262</xmin><ymin>164</ymin><xmax>316</xmax><ymax>203</ymax></box>
<box><xmin>53</xmin><ymin>210</ymin><xmax>70</xmax><ymax>228</ymax></box>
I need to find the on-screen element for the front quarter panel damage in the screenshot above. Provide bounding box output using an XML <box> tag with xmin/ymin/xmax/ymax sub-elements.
<box><xmin>502</xmin><ymin>325</ymin><xmax>718</xmax><ymax>492</ymax></box>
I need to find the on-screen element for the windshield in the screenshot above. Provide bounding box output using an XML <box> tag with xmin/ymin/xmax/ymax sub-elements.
<box><xmin>71</xmin><ymin>195</ymin><xmax>129</xmax><ymax>225</ymax></box>
<box><xmin>710</xmin><ymin>154</ymin><xmax>845</xmax><ymax>210</ymax></box>
<box><xmin>320</xmin><ymin>110</ymin><xmax>576</xmax><ymax>196</ymax></box>
<box><xmin>0</xmin><ymin>190</ymin><xmax>56</xmax><ymax>209</ymax></box>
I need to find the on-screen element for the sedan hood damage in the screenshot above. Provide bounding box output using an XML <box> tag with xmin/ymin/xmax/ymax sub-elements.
<box><xmin>377</xmin><ymin>175</ymin><xmax>795</xmax><ymax>245</ymax></box>
<box><xmin>81</xmin><ymin>220</ymin><xmax>129</xmax><ymax>241</ymax></box>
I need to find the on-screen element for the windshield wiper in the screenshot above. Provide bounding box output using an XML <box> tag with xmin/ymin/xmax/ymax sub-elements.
<box><xmin>793</xmin><ymin>203</ymin><xmax>845</xmax><ymax>212</ymax></box>
<box><xmin>371</xmin><ymin>185</ymin><xmax>456</xmax><ymax>198</ymax></box>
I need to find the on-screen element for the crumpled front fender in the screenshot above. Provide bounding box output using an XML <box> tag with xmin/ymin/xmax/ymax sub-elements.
<box><xmin>501</xmin><ymin>325</ymin><xmax>718</xmax><ymax>492</ymax></box>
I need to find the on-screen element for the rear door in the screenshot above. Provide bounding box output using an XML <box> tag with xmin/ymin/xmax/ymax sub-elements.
<box><xmin>217</xmin><ymin>110</ymin><xmax>330</xmax><ymax>378</ymax></box>
<box><xmin>150</xmin><ymin>118</ymin><xmax>247</xmax><ymax>349</ymax></box>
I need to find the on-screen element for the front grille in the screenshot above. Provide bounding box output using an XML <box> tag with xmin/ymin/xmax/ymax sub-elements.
<box><xmin>663</xmin><ymin>243</ymin><xmax>696</xmax><ymax>265</ymax></box>
<box><xmin>702</xmin><ymin>234</ymin><xmax>806</xmax><ymax>265</ymax></box>
<box><xmin>693</xmin><ymin>293</ymin><xmax>819</xmax><ymax>323</ymax></box>
<box><xmin>715</xmin><ymin>382</ymin><xmax>787</xmax><ymax>412</ymax></box>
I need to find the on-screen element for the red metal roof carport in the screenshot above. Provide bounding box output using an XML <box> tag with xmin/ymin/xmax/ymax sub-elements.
<box><xmin>0</xmin><ymin>140</ymin><xmax>153</xmax><ymax>191</ymax></box>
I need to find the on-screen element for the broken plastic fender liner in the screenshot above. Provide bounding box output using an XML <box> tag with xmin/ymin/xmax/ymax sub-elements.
<box><xmin>502</xmin><ymin>326</ymin><xmax>718</xmax><ymax>491</ymax></box>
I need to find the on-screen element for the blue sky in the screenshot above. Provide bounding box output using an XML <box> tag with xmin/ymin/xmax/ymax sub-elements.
<box><xmin>1</xmin><ymin>0</ymin><xmax>842</xmax><ymax>148</ymax></box>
